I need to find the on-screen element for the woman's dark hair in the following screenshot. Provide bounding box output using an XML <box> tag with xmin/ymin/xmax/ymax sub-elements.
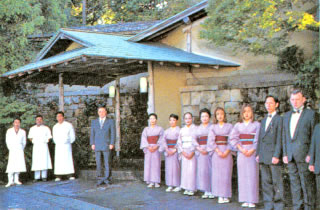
<box><xmin>169</xmin><ymin>114</ymin><xmax>179</xmax><ymax>120</ymax></box>
<box><xmin>183</xmin><ymin>112</ymin><xmax>193</xmax><ymax>118</ymax></box>
<box><xmin>148</xmin><ymin>113</ymin><xmax>158</xmax><ymax>119</ymax></box>
<box><xmin>199</xmin><ymin>108</ymin><xmax>211</xmax><ymax>118</ymax></box>
<box><xmin>213</xmin><ymin>107</ymin><xmax>227</xmax><ymax>124</ymax></box>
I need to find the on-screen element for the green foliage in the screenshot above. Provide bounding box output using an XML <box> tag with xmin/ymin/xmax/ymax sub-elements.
<box><xmin>277</xmin><ymin>45</ymin><xmax>319</xmax><ymax>101</ymax></box>
<box><xmin>200</xmin><ymin>0</ymin><xmax>319</xmax><ymax>55</ymax></box>
<box><xmin>71</xmin><ymin>0</ymin><xmax>201</xmax><ymax>24</ymax></box>
<box><xmin>0</xmin><ymin>0</ymin><xmax>77</xmax><ymax>74</ymax></box>
<box><xmin>0</xmin><ymin>94</ymin><xmax>38</xmax><ymax>178</ymax></box>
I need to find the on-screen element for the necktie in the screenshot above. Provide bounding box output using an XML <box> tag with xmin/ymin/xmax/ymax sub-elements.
<box><xmin>293</xmin><ymin>110</ymin><xmax>300</xmax><ymax>114</ymax></box>
<box><xmin>100</xmin><ymin>119</ymin><xmax>103</xmax><ymax>128</ymax></box>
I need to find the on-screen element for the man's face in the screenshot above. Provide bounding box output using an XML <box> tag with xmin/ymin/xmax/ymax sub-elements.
<box><xmin>13</xmin><ymin>119</ymin><xmax>20</xmax><ymax>129</ymax></box>
<box><xmin>265</xmin><ymin>97</ymin><xmax>278</xmax><ymax>114</ymax></box>
<box><xmin>36</xmin><ymin>117</ymin><xmax>43</xmax><ymax>126</ymax></box>
<box><xmin>290</xmin><ymin>93</ymin><xmax>306</xmax><ymax>109</ymax></box>
<box><xmin>56</xmin><ymin>114</ymin><xmax>64</xmax><ymax>123</ymax></box>
<box><xmin>98</xmin><ymin>108</ymin><xmax>107</xmax><ymax>118</ymax></box>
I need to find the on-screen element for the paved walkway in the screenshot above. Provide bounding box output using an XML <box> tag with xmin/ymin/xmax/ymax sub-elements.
<box><xmin>0</xmin><ymin>179</ymin><xmax>292</xmax><ymax>209</ymax></box>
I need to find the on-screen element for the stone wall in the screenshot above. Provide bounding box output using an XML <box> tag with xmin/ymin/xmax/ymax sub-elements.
<box><xmin>22</xmin><ymin>83</ymin><xmax>148</xmax><ymax>167</ymax></box>
<box><xmin>180</xmin><ymin>84</ymin><xmax>295</xmax><ymax>124</ymax></box>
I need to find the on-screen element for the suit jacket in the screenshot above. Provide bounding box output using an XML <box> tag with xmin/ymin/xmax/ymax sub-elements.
<box><xmin>257</xmin><ymin>114</ymin><xmax>283</xmax><ymax>164</ymax></box>
<box><xmin>282</xmin><ymin>108</ymin><xmax>317</xmax><ymax>163</ymax></box>
<box><xmin>309</xmin><ymin>124</ymin><xmax>320</xmax><ymax>174</ymax></box>
<box><xmin>90</xmin><ymin>118</ymin><xmax>115</xmax><ymax>151</ymax></box>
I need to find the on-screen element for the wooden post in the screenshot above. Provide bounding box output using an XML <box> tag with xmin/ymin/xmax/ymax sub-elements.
<box><xmin>82</xmin><ymin>0</ymin><xmax>86</xmax><ymax>26</ymax></box>
<box><xmin>147</xmin><ymin>61</ymin><xmax>155</xmax><ymax>114</ymax></box>
<box><xmin>115</xmin><ymin>78</ymin><xmax>121</xmax><ymax>157</ymax></box>
<box><xmin>59</xmin><ymin>73</ymin><xmax>64</xmax><ymax>112</ymax></box>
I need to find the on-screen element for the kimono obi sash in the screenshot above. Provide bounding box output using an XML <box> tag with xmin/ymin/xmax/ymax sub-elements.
<box><xmin>147</xmin><ymin>135</ymin><xmax>159</xmax><ymax>144</ymax></box>
<box><xmin>166</xmin><ymin>139</ymin><xmax>178</xmax><ymax>148</ymax></box>
<box><xmin>197</xmin><ymin>136</ymin><xmax>208</xmax><ymax>145</ymax></box>
<box><xmin>215</xmin><ymin>136</ymin><xmax>228</xmax><ymax>145</ymax></box>
<box><xmin>182</xmin><ymin>136</ymin><xmax>193</xmax><ymax>148</ymax></box>
<box><xmin>239</xmin><ymin>134</ymin><xmax>255</xmax><ymax>145</ymax></box>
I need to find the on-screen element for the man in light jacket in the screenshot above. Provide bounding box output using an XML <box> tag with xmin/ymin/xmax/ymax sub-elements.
<box><xmin>53</xmin><ymin>111</ymin><xmax>76</xmax><ymax>181</ymax></box>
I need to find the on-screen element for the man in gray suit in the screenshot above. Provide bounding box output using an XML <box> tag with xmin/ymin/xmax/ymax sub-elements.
<box><xmin>90</xmin><ymin>107</ymin><xmax>115</xmax><ymax>186</ymax></box>
<box><xmin>282</xmin><ymin>89</ymin><xmax>317</xmax><ymax>210</ymax></box>
<box><xmin>256</xmin><ymin>95</ymin><xmax>284</xmax><ymax>210</ymax></box>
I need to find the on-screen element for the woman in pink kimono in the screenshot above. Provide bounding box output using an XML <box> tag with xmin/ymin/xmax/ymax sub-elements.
<box><xmin>177</xmin><ymin>112</ymin><xmax>198</xmax><ymax>196</ymax></box>
<box><xmin>160</xmin><ymin>114</ymin><xmax>181</xmax><ymax>192</ymax></box>
<box><xmin>230</xmin><ymin>104</ymin><xmax>260</xmax><ymax>208</ymax></box>
<box><xmin>194</xmin><ymin>108</ymin><xmax>214</xmax><ymax>199</ymax></box>
<box><xmin>140</xmin><ymin>113</ymin><xmax>164</xmax><ymax>188</ymax></box>
<box><xmin>207</xmin><ymin>107</ymin><xmax>233</xmax><ymax>204</ymax></box>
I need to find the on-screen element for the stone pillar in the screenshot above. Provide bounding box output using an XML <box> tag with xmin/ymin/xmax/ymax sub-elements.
<box><xmin>147</xmin><ymin>61</ymin><xmax>155</xmax><ymax>114</ymax></box>
<box><xmin>115</xmin><ymin>78</ymin><xmax>121</xmax><ymax>157</ymax></box>
<box><xmin>59</xmin><ymin>73</ymin><xmax>64</xmax><ymax>112</ymax></box>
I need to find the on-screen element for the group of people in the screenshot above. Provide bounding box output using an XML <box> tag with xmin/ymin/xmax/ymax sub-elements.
<box><xmin>5</xmin><ymin>112</ymin><xmax>76</xmax><ymax>187</ymax></box>
<box><xmin>5</xmin><ymin>106</ymin><xmax>116</xmax><ymax>189</ymax></box>
<box><xmin>141</xmin><ymin>89</ymin><xmax>320</xmax><ymax>210</ymax></box>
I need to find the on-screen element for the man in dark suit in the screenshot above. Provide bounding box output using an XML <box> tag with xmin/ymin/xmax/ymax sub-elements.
<box><xmin>308</xmin><ymin>123</ymin><xmax>320</xmax><ymax>209</ymax></box>
<box><xmin>256</xmin><ymin>95</ymin><xmax>284</xmax><ymax>210</ymax></box>
<box><xmin>282</xmin><ymin>89</ymin><xmax>317</xmax><ymax>210</ymax></box>
<box><xmin>90</xmin><ymin>106</ymin><xmax>115</xmax><ymax>186</ymax></box>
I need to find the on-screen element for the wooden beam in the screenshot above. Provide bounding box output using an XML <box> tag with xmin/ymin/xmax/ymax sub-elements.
<box><xmin>59</xmin><ymin>73</ymin><xmax>64</xmax><ymax>112</ymax></box>
<box><xmin>115</xmin><ymin>77</ymin><xmax>121</xmax><ymax>156</ymax></box>
<box><xmin>147</xmin><ymin>61</ymin><xmax>155</xmax><ymax>114</ymax></box>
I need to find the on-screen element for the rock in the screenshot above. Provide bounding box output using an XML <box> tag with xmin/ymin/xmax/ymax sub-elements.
<box><xmin>230</xmin><ymin>89</ymin><xmax>243</xmax><ymax>102</ymax></box>
<box><xmin>224</xmin><ymin>102</ymin><xmax>241</xmax><ymax>114</ymax></box>
<box><xmin>200</xmin><ymin>91</ymin><xmax>215</xmax><ymax>104</ymax></box>
<box><xmin>191</xmin><ymin>92</ymin><xmax>201</xmax><ymax>105</ymax></box>
<box><xmin>181</xmin><ymin>92</ymin><xmax>191</xmax><ymax>105</ymax></box>
<box><xmin>215</xmin><ymin>90</ymin><xmax>231</xmax><ymax>102</ymax></box>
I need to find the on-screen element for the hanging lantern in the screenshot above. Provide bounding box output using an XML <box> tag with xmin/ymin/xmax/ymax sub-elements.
<box><xmin>140</xmin><ymin>77</ymin><xmax>148</xmax><ymax>93</ymax></box>
<box><xmin>109</xmin><ymin>85</ymin><xmax>115</xmax><ymax>98</ymax></box>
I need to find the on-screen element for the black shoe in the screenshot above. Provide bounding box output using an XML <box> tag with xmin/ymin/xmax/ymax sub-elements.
<box><xmin>96</xmin><ymin>180</ymin><xmax>104</xmax><ymax>187</ymax></box>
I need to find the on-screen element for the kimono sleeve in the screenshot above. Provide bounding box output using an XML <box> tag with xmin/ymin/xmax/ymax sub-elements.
<box><xmin>177</xmin><ymin>130</ymin><xmax>183</xmax><ymax>154</ymax></box>
<box><xmin>253</xmin><ymin>122</ymin><xmax>261</xmax><ymax>150</ymax></box>
<box><xmin>229</xmin><ymin>123</ymin><xmax>241</xmax><ymax>150</ymax></box>
<box><xmin>140</xmin><ymin>127</ymin><xmax>149</xmax><ymax>150</ymax></box>
<box><xmin>157</xmin><ymin>127</ymin><xmax>164</xmax><ymax>147</ymax></box>
<box><xmin>159</xmin><ymin>130</ymin><xmax>168</xmax><ymax>153</ymax></box>
<box><xmin>207</xmin><ymin>126</ymin><xmax>217</xmax><ymax>152</ymax></box>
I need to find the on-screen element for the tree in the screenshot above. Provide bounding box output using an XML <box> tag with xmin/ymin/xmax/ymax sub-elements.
<box><xmin>70</xmin><ymin>0</ymin><xmax>202</xmax><ymax>25</ymax></box>
<box><xmin>200</xmin><ymin>0</ymin><xmax>319</xmax><ymax>55</ymax></box>
<box><xmin>200</xmin><ymin>0</ymin><xmax>319</xmax><ymax>102</ymax></box>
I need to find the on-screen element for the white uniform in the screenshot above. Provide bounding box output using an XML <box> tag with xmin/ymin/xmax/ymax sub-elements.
<box><xmin>6</xmin><ymin>128</ymin><xmax>27</xmax><ymax>173</ymax></box>
<box><xmin>28</xmin><ymin>125</ymin><xmax>52</xmax><ymax>179</ymax></box>
<box><xmin>52</xmin><ymin>121</ymin><xmax>76</xmax><ymax>175</ymax></box>
<box><xmin>6</xmin><ymin>127</ymin><xmax>27</xmax><ymax>185</ymax></box>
